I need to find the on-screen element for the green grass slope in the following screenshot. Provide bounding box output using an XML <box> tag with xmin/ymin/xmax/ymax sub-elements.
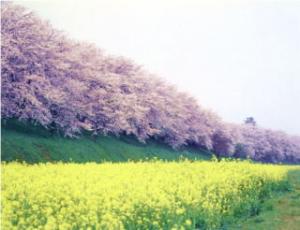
<box><xmin>1</xmin><ymin>120</ymin><xmax>211</xmax><ymax>163</ymax></box>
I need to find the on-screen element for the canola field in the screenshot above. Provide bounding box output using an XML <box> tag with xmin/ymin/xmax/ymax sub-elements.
<box><xmin>1</xmin><ymin>160</ymin><xmax>294</xmax><ymax>230</ymax></box>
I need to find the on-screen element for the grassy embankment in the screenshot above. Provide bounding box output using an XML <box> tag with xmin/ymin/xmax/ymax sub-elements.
<box><xmin>1</xmin><ymin>119</ymin><xmax>211</xmax><ymax>163</ymax></box>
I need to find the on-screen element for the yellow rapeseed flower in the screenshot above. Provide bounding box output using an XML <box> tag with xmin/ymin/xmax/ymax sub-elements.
<box><xmin>1</xmin><ymin>161</ymin><xmax>297</xmax><ymax>229</ymax></box>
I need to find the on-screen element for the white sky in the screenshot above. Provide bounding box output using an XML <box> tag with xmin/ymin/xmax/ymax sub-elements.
<box><xmin>15</xmin><ymin>0</ymin><xmax>300</xmax><ymax>135</ymax></box>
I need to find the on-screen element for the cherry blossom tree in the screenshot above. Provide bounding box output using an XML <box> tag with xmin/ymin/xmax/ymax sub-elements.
<box><xmin>1</xmin><ymin>3</ymin><xmax>300</xmax><ymax>163</ymax></box>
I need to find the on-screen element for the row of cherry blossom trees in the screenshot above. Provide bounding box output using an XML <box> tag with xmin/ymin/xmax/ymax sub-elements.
<box><xmin>1</xmin><ymin>3</ymin><xmax>300</xmax><ymax>163</ymax></box>
<box><xmin>215</xmin><ymin>123</ymin><xmax>300</xmax><ymax>163</ymax></box>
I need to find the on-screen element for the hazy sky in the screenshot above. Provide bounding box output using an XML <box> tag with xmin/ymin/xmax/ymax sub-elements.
<box><xmin>15</xmin><ymin>0</ymin><xmax>300</xmax><ymax>135</ymax></box>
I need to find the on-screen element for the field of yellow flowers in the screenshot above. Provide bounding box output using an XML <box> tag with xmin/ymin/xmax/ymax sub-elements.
<box><xmin>1</xmin><ymin>160</ymin><xmax>294</xmax><ymax>229</ymax></box>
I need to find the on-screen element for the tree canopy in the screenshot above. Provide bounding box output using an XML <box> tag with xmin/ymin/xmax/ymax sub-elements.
<box><xmin>1</xmin><ymin>3</ymin><xmax>300</xmax><ymax>163</ymax></box>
